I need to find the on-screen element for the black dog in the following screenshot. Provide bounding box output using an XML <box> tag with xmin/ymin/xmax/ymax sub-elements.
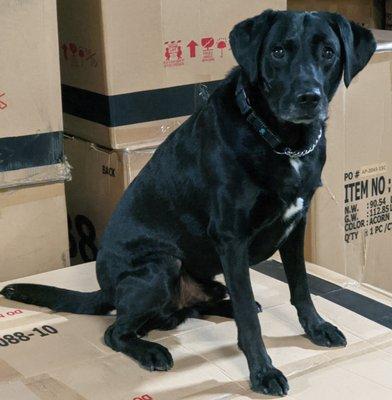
<box><xmin>2</xmin><ymin>10</ymin><xmax>375</xmax><ymax>396</ymax></box>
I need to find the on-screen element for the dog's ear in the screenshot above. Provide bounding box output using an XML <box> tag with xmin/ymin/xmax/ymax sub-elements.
<box><xmin>229</xmin><ymin>9</ymin><xmax>278</xmax><ymax>83</ymax></box>
<box><xmin>325</xmin><ymin>13</ymin><xmax>376</xmax><ymax>87</ymax></box>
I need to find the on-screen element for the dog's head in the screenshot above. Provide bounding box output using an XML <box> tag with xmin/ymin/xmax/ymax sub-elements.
<box><xmin>230</xmin><ymin>10</ymin><xmax>376</xmax><ymax>124</ymax></box>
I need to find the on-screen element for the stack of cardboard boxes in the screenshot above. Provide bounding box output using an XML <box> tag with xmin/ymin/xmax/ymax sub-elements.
<box><xmin>61</xmin><ymin>0</ymin><xmax>286</xmax><ymax>264</ymax></box>
<box><xmin>0</xmin><ymin>1</ymin><xmax>69</xmax><ymax>280</ymax></box>
<box><xmin>59</xmin><ymin>1</ymin><xmax>392</xmax><ymax>295</ymax></box>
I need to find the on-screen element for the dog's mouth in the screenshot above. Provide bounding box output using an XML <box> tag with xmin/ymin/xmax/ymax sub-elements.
<box><xmin>289</xmin><ymin>116</ymin><xmax>316</xmax><ymax>124</ymax></box>
<box><xmin>279</xmin><ymin>106</ymin><xmax>327</xmax><ymax>125</ymax></box>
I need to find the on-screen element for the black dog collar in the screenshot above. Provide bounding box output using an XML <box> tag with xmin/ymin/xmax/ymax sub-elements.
<box><xmin>235</xmin><ymin>80</ymin><xmax>323</xmax><ymax>158</ymax></box>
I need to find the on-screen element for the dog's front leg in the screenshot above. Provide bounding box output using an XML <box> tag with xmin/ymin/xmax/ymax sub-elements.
<box><xmin>217</xmin><ymin>239</ymin><xmax>289</xmax><ymax>396</ymax></box>
<box><xmin>279</xmin><ymin>218</ymin><xmax>347</xmax><ymax>347</ymax></box>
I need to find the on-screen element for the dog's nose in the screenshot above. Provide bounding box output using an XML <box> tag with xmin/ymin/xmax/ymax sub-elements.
<box><xmin>297</xmin><ymin>89</ymin><xmax>321</xmax><ymax>106</ymax></box>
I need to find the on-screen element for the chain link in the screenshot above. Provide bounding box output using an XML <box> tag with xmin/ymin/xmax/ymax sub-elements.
<box><xmin>273</xmin><ymin>129</ymin><xmax>323</xmax><ymax>158</ymax></box>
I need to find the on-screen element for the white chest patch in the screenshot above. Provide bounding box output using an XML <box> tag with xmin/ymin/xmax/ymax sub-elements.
<box><xmin>284</xmin><ymin>197</ymin><xmax>304</xmax><ymax>221</ymax></box>
<box><xmin>290</xmin><ymin>158</ymin><xmax>302</xmax><ymax>174</ymax></box>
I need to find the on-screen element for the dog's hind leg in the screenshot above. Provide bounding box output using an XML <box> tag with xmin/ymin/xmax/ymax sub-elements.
<box><xmin>104</xmin><ymin>255</ymin><xmax>181</xmax><ymax>371</ymax></box>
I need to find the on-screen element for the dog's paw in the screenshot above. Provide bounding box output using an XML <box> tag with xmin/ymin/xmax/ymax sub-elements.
<box><xmin>250</xmin><ymin>366</ymin><xmax>289</xmax><ymax>396</ymax></box>
<box><xmin>305</xmin><ymin>321</ymin><xmax>347</xmax><ymax>347</ymax></box>
<box><xmin>136</xmin><ymin>342</ymin><xmax>174</xmax><ymax>372</ymax></box>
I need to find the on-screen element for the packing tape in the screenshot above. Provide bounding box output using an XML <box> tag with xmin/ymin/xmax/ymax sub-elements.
<box><xmin>24</xmin><ymin>374</ymin><xmax>86</xmax><ymax>400</ymax></box>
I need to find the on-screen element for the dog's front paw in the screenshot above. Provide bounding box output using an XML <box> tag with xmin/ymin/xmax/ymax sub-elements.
<box><xmin>250</xmin><ymin>366</ymin><xmax>289</xmax><ymax>396</ymax></box>
<box><xmin>305</xmin><ymin>321</ymin><xmax>347</xmax><ymax>347</ymax></box>
<box><xmin>135</xmin><ymin>342</ymin><xmax>174</xmax><ymax>372</ymax></box>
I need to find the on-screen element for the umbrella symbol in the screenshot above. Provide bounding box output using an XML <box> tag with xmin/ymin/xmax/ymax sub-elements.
<box><xmin>217</xmin><ymin>39</ymin><xmax>227</xmax><ymax>57</ymax></box>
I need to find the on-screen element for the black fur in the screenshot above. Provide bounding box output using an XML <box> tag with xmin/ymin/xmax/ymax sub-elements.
<box><xmin>1</xmin><ymin>11</ymin><xmax>375</xmax><ymax>396</ymax></box>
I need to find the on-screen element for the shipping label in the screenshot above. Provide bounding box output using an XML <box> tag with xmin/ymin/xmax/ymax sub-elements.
<box><xmin>343</xmin><ymin>164</ymin><xmax>392</xmax><ymax>243</ymax></box>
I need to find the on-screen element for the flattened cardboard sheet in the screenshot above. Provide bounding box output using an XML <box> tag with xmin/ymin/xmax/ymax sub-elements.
<box><xmin>0</xmin><ymin>261</ymin><xmax>391</xmax><ymax>399</ymax></box>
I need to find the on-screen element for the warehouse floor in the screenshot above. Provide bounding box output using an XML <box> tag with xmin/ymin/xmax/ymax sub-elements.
<box><xmin>0</xmin><ymin>260</ymin><xmax>391</xmax><ymax>400</ymax></box>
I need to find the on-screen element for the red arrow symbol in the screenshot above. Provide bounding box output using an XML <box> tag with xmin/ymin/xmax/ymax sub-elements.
<box><xmin>187</xmin><ymin>40</ymin><xmax>198</xmax><ymax>58</ymax></box>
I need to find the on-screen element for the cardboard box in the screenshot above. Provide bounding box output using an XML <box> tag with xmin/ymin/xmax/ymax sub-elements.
<box><xmin>0</xmin><ymin>0</ymin><xmax>62</xmax><ymax>139</ymax></box>
<box><xmin>305</xmin><ymin>49</ymin><xmax>392</xmax><ymax>294</ymax></box>
<box><xmin>288</xmin><ymin>0</ymin><xmax>384</xmax><ymax>29</ymax></box>
<box><xmin>64</xmin><ymin>135</ymin><xmax>155</xmax><ymax>264</ymax></box>
<box><xmin>58</xmin><ymin>0</ymin><xmax>286</xmax><ymax>149</ymax></box>
<box><xmin>0</xmin><ymin>183</ymin><xmax>69</xmax><ymax>281</ymax></box>
<box><xmin>0</xmin><ymin>0</ymin><xmax>66</xmax><ymax>189</ymax></box>
<box><xmin>0</xmin><ymin>259</ymin><xmax>391</xmax><ymax>399</ymax></box>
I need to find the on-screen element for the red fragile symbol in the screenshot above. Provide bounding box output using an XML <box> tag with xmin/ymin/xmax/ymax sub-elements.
<box><xmin>187</xmin><ymin>40</ymin><xmax>198</xmax><ymax>58</ymax></box>
<box><xmin>201</xmin><ymin>37</ymin><xmax>214</xmax><ymax>49</ymax></box>
<box><xmin>0</xmin><ymin>91</ymin><xmax>7</xmax><ymax>110</ymax></box>
<box><xmin>217</xmin><ymin>39</ymin><xmax>227</xmax><ymax>57</ymax></box>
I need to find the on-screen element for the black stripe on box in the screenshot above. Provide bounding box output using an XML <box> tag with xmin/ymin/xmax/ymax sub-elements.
<box><xmin>0</xmin><ymin>132</ymin><xmax>63</xmax><ymax>172</ymax></box>
<box><xmin>61</xmin><ymin>80</ymin><xmax>222</xmax><ymax>127</ymax></box>
<box><xmin>251</xmin><ymin>260</ymin><xmax>392</xmax><ymax>329</ymax></box>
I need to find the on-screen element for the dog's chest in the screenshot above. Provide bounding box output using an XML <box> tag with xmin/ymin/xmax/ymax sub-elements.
<box><xmin>281</xmin><ymin>158</ymin><xmax>309</xmax><ymax>217</ymax></box>
<box><xmin>249</xmin><ymin>156</ymin><xmax>320</xmax><ymax>235</ymax></box>
<box><xmin>248</xmin><ymin>157</ymin><xmax>317</xmax><ymax>262</ymax></box>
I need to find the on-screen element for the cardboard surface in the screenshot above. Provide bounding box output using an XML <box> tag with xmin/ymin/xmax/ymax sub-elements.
<box><xmin>0</xmin><ymin>261</ymin><xmax>391</xmax><ymax>399</ymax></box>
<box><xmin>64</xmin><ymin>135</ymin><xmax>155</xmax><ymax>264</ymax></box>
<box><xmin>0</xmin><ymin>183</ymin><xmax>70</xmax><ymax>281</ymax></box>
<box><xmin>305</xmin><ymin>50</ymin><xmax>392</xmax><ymax>294</ymax></box>
<box><xmin>288</xmin><ymin>0</ymin><xmax>384</xmax><ymax>28</ymax></box>
<box><xmin>0</xmin><ymin>0</ymin><xmax>62</xmax><ymax>139</ymax></box>
<box><xmin>58</xmin><ymin>0</ymin><xmax>286</xmax><ymax>148</ymax></box>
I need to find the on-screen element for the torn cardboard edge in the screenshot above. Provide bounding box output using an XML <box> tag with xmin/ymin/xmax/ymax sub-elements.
<box><xmin>0</xmin><ymin>163</ymin><xmax>71</xmax><ymax>190</ymax></box>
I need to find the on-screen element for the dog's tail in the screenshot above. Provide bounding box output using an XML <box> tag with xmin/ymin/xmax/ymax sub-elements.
<box><xmin>0</xmin><ymin>283</ymin><xmax>113</xmax><ymax>315</ymax></box>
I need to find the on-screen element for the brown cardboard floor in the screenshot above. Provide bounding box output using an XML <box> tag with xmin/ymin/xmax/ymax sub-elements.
<box><xmin>0</xmin><ymin>261</ymin><xmax>391</xmax><ymax>400</ymax></box>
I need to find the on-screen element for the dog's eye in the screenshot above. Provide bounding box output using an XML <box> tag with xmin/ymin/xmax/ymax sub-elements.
<box><xmin>271</xmin><ymin>46</ymin><xmax>285</xmax><ymax>59</ymax></box>
<box><xmin>322</xmin><ymin>47</ymin><xmax>334</xmax><ymax>59</ymax></box>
